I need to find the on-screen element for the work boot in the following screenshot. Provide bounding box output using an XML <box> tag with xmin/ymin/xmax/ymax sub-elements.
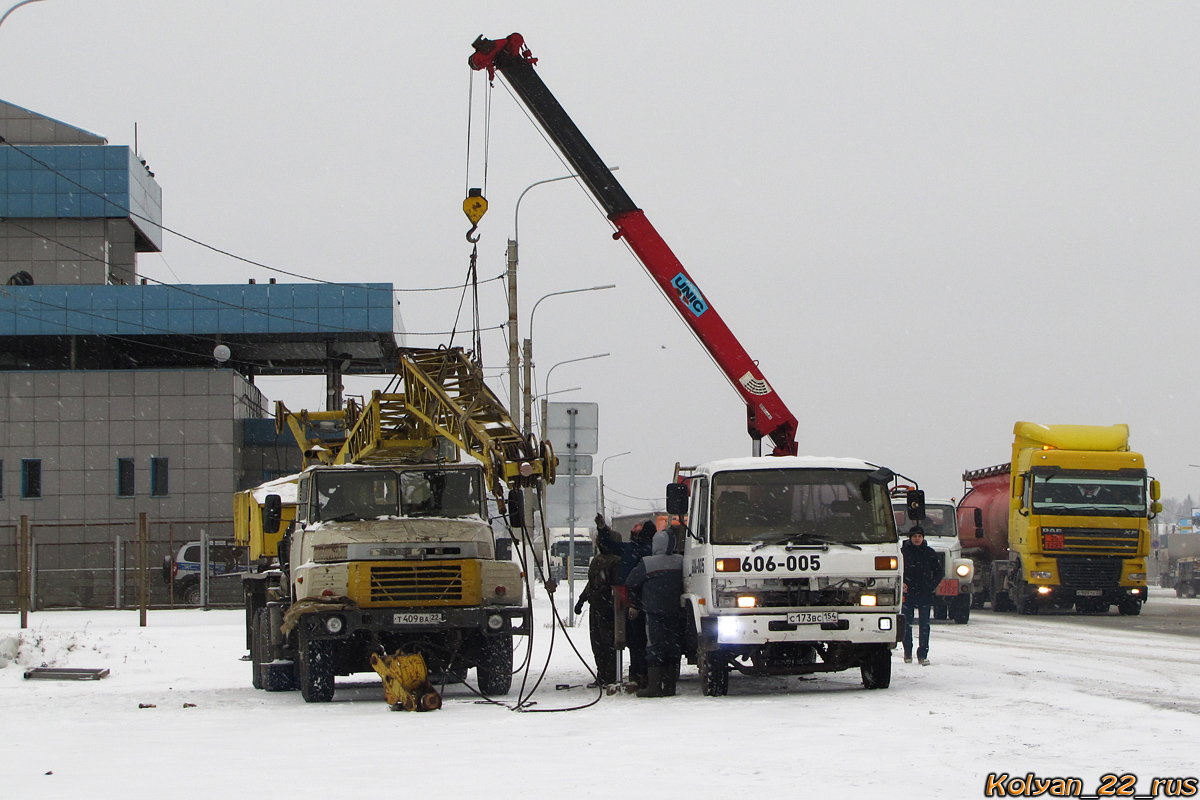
<box><xmin>637</xmin><ymin>665</ymin><xmax>664</xmax><ymax>697</ymax></box>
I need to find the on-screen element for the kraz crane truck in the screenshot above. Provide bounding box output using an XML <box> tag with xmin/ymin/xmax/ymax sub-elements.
<box><xmin>957</xmin><ymin>422</ymin><xmax>1158</xmax><ymax>616</ymax></box>
<box><xmin>471</xmin><ymin>34</ymin><xmax>910</xmax><ymax>694</ymax></box>
<box><xmin>240</xmin><ymin>347</ymin><xmax>552</xmax><ymax>702</ymax></box>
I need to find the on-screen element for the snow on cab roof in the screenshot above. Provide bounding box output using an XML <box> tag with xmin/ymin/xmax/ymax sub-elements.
<box><xmin>697</xmin><ymin>455</ymin><xmax>881</xmax><ymax>473</ymax></box>
<box><xmin>250</xmin><ymin>473</ymin><xmax>299</xmax><ymax>504</ymax></box>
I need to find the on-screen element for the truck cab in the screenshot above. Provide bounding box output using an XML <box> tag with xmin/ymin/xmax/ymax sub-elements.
<box><xmin>675</xmin><ymin>457</ymin><xmax>903</xmax><ymax>695</ymax></box>
<box><xmin>250</xmin><ymin>461</ymin><xmax>529</xmax><ymax>702</ymax></box>
<box><xmin>891</xmin><ymin>496</ymin><xmax>974</xmax><ymax>623</ymax></box>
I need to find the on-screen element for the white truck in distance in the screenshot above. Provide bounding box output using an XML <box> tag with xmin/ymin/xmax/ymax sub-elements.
<box><xmin>891</xmin><ymin>496</ymin><xmax>975</xmax><ymax>624</ymax></box>
<box><xmin>671</xmin><ymin>457</ymin><xmax>908</xmax><ymax>695</ymax></box>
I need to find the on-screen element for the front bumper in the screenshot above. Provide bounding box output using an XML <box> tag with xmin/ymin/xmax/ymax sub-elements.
<box><xmin>297</xmin><ymin>604</ymin><xmax>531</xmax><ymax>640</ymax></box>
<box><xmin>707</xmin><ymin>611</ymin><xmax>899</xmax><ymax>645</ymax></box>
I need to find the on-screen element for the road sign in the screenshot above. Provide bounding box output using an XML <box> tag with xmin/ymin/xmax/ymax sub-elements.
<box><xmin>543</xmin><ymin>476</ymin><xmax>599</xmax><ymax>528</ymax></box>
<box><xmin>559</xmin><ymin>453</ymin><xmax>592</xmax><ymax>476</ymax></box>
<box><xmin>546</xmin><ymin>401</ymin><xmax>599</xmax><ymax>455</ymax></box>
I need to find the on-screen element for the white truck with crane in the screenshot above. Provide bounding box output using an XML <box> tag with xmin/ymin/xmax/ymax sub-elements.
<box><xmin>239</xmin><ymin>347</ymin><xmax>553</xmax><ymax>703</ymax></box>
<box><xmin>470</xmin><ymin>34</ymin><xmax>912</xmax><ymax>694</ymax></box>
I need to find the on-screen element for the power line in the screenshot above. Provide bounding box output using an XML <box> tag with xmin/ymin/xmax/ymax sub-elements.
<box><xmin>0</xmin><ymin>137</ymin><xmax>503</xmax><ymax>296</ymax></box>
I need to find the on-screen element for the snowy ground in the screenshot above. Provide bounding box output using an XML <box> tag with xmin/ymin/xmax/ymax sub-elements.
<box><xmin>3</xmin><ymin>589</ymin><xmax>1199</xmax><ymax>799</ymax></box>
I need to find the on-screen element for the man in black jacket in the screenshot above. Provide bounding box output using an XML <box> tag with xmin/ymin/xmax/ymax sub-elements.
<box><xmin>574</xmin><ymin>527</ymin><xmax>623</xmax><ymax>686</ymax></box>
<box><xmin>902</xmin><ymin>528</ymin><xmax>941</xmax><ymax>665</ymax></box>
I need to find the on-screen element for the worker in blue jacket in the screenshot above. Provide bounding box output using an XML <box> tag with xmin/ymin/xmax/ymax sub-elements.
<box><xmin>624</xmin><ymin>528</ymin><xmax>684</xmax><ymax>697</ymax></box>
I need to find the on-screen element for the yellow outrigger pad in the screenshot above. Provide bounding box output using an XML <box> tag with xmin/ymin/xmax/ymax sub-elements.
<box><xmin>369</xmin><ymin>652</ymin><xmax>442</xmax><ymax>712</ymax></box>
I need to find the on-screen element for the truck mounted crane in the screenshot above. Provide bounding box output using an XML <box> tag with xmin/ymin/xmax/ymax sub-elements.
<box><xmin>469</xmin><ymin>33</ymin><xmax>799</xmax><ymax>457</ymax></box>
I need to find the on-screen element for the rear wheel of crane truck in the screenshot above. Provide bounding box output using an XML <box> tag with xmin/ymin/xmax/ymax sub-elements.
<box><xmin>698</xmin><ymin>646</ymin><xmax>729</xmax><ymax>697</ymax></box>
<box><xmin>255</xmin><ymin>607</ymin><xmax>296</xmax><ymax>692</ymax></box>
<box><xmin>476</xmin><ymin>632</ymin><xmax>513</xmax><ymax>696</ymax></box>
<box><xmin>860</xmin><ymin>644</ymin><xmax>891</xmax><ymax>690</ymax></box>
<box><xmin>298</xmin><ymin>632</ymin><xmax>335</xmax><ymax>703</ymax></box>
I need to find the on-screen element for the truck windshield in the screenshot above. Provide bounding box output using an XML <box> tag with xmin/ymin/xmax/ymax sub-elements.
<box><xmin>711</xmin><ymin>468</ymin><xmax>896</xmax><ymax>546</ymax></box>
<box><xmin>892</xmin><ymin>504</ymin><xmax>957</xmax><ymax>537</ymax></box>
<box><xmin>314</xmin><ymin>468</ymin><xmax>482</xmax><ymax>521</ymax></box>
<box><xmin>1030</xmin><ymin>473</ymin><xmax>1146</xmax><ymax>517</ymax></box>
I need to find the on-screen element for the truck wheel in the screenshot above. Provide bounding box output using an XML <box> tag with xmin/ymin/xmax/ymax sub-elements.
<box><xmin>299</xmin><ymin>637</ymin><xmax>335</xmax><ymax>702</ymax></box>
<box><xmin>250</xmin><ymin>608</ymin><xmax>265</xmax><ymax>690</ymax></box>
<box><xmin>476</xmin><ymin>633</ymin><xmax>513</xmax><ymax>696</ymax></box>
<box><xmin>933</xmin><ymin>604</ymin><xmax>949</xmax><ymax>621</ymax></box>
<box><xmin>951</xmin><ymin>595</ymin><xmax>971</xmax><ymax>624</ymax></box>
<box><xmin>698</xmin><ymin>648</ymin><xmax>729</xmax><ymax>697</ymax></box>
<box><xmin>1118</xmin><ymin>598</ymin><xmax>1143</xmax><ymax>616</ymax></box>
<box><xmin>860</xmin><ymin>645</ymin><xmax>891</xmax><ymax>690</ymax></box>
<box><xmin>258</xmin><ymin>609</ymin><xmax>296</xmax><ymax>692</ymax></box>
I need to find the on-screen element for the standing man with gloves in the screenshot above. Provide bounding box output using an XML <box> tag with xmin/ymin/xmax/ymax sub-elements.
<box><xmin>574</xmin><ymin>524</ymin><xmax>623</xmax><ymax>687</ymax></box>
<box><xmin>624</xmin><ymin>528</ymin><xmax>684</xmax><ymax>697</ymax></box>
<box><xmin>902</xmin><ymin>527</ymin><xmax>941</xmax><ymax>666</ymax></box>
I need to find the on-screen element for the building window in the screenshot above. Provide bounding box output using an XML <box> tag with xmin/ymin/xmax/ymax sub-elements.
<box><xmin>21</xmin><ymin>459</ymin><xmax>41</xmax><ymax>499</ymax></box>
<box><xmin>117</xmin><ymin>458</ymin><xmax>135</xmax><ymax>497</ymax></box>
<box><xmin>151</xmin><ymin>457</ymin><xmax>169</xmax><ymax>497</ymax></box>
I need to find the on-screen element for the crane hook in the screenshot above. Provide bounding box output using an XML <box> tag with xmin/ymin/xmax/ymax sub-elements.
<box><xmin>463</xmin><ymin>188</ymin><xmax>487</xmax><ymax>243</ymax></box>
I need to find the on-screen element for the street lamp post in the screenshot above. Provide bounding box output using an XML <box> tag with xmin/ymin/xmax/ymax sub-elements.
<box><xmin>0</xmin><ymin>0</ymin><xmax>47</xmax><ymax>32</ymax></box>
<box><xmin>599</xmin><ymin>451</ymin><xmax>632</xmax><ymax>517</ymax></box>
<box><xmin>507</xmin><ymin>169</ymin><xmax>617</xmax><ymax>422</ymax></box>
<box><xmin>538</xmin><ymin>352</ymin><xmax>609</xmax><ymax>627</ymax></box>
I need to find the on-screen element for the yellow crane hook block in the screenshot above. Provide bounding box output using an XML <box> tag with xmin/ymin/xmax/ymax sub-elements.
<box><xmin>369</xmin><ymin>651</ymin><xmax>442</xmax><ymax>712</ymax></box>
<box><xmin>463</xmin><ymin>188</ymin><xmax>487</xmax><ymax>243</ymax></box>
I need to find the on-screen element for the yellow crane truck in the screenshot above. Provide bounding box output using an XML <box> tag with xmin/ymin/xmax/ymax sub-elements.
<box><xmin>957</xmin><ymin>422</ymin><xmax>1159</xmax><ymax>616</ymax></box>
<box><xmin>237</xmin><ymin>347</ymin><xmax>553</xmax><ymax>702</ymax></box>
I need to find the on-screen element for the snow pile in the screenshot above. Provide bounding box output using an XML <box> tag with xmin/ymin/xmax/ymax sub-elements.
<box><xmin>0</xmin><ymin>635</ymin><xmax>18</xmax><ymax>668</ymax></box>
<box><xmin>1</xmin><ymin>624</ymin><xmax>109</xmax><ymax>670</ymax></box>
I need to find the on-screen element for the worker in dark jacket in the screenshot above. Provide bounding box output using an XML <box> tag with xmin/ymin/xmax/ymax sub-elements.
<box><xmin>624</xmin><ymin>528</ymin><xmax>684</xmax><ymax>697</ymax></box>
<box><xmin>902</xmin><ymin>527</ymin><xmax>941</xmax><ymax>665</ymax></box>
<box><xmin>574</xmin><ymin>527</ymin><xmax>623</xmax><ymax>686</ymax></box>
<box><xmin>614</xmin><ymin>520</ymin><xmax>655</xmax><ymax>689</ymax></box>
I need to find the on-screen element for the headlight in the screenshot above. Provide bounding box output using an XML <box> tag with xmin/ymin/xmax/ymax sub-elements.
<box><xmin>736</xmin><ymin>596</ymin><xmax>757</xmax><ymax>609</ymax></box>
<box><xmin>1127</xmin><ymin>573</ymin><xmax>1146</xmax><ymax>582</ymax></box>
<box><xmin>859</xmin><ymin>594</ymin><xmax>877</xmax><ymax>607</ymax></box>
<box><xmin>324</xmin><ymin>615</ymin><xmax>345</xmax><ymax>634</ymax></box>
<box><xmin>1031</xmin><ymin>571</ymin><xmax>1052</xmax><ymax>580</ymax></box>
<box><xmin>1036</xmin><ymin>586</ymin><xmax>1052</xmax><ymax>595</ymax></box>
<box><xmin>487</xmin><ymin>614</ymin><xmax>505</xmax><ymax>631</ymax></box>
<box><xmin>956</xmin><ymin>564</ymin><xmax>971</xmax><ymax>578</ymax></box>
<box><xmin>878</xmin><ymin>617</ymin><xmax>893</xmax><ymax>631</ymax></box>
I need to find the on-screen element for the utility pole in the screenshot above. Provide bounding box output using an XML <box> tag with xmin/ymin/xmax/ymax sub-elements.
<box><xmin>506</xmin><ymin>239</ymin><xmax>520</xmax><ymax>420</ymax></box>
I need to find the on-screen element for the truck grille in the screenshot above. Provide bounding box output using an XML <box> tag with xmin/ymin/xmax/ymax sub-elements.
<box><xmin>1043</xmin><ymin>527</ymin><xmax>1140</xmax><ymax>556</ymax></box>
<box><xmin>1054</xmin><ymin>556</ymin><xmax>1124</xmax><ymax>589</ymax></box>
<box><xmin>370</xmin><ymin>564</ymin><xmax>463</xmax><ymax>603</ymax></box>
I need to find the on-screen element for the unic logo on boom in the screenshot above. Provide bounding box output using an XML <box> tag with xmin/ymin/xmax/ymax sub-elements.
<box><xmin>672</xmin><ymin>272</ymin><xmax>708</xmax><ymax>317</ymax></box>
<box><xmin>740</xmin><ymin>373</ymin><xmax>773</xmax><ymax>396</ymax></box>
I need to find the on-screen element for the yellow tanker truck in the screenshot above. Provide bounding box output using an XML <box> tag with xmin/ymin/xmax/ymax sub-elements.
<box><xmin>957</xmin><ymin>422</ymin><xmax>1160</xmax><ymax>616</ymax></box>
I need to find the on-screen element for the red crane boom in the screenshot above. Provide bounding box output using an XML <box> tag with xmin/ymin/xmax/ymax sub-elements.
<box><xmin>469</xmin><ymin>33</ymin><xmax>799</xmax><ymax>456</ymax></box>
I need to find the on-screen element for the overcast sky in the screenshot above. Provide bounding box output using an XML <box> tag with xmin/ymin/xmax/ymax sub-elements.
<box><xmin>5</xmin><ymin>2</ymin><xmax>1200</xmax><ymax>515</ymax></box>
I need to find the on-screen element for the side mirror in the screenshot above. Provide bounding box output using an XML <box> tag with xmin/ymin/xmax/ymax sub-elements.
<box><xmin>905</xmin><ymin>489</ymin><xmax>926</xmax><ymax>522</ymax></box>
<box><xmin>666</xmin><ymin>483</ymin><xmax>690</xmax><ymax>516</ymax></box>
<box><xmin>973</xmin><ymin>507</ymin><xmax>983</xmax><ymax>536</ymax></box>
<box><xmin>263</xmin><ymin>494</ymin><xmax>283</xmax><ymax>534</ymax></box>
<box><xmin>1150</xmin><ymin>479</ymin><xmax>1161</xmax><ymax>501</ymax></box>
<box><xmin>507</xmin><ymin>488</ymin><xmax>525</xmax><ymax>528</ymax></box>
<box><xmin>1151</xmin><ymin>501</ymin><xmax>1163</xmax><ymax>517</ymax></box>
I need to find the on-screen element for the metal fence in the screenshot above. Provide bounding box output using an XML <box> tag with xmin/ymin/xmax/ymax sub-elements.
<box><xmin>1</xmin><ymin>516</ymin><xmax>241</xmax><ymax>617</ymax></box>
